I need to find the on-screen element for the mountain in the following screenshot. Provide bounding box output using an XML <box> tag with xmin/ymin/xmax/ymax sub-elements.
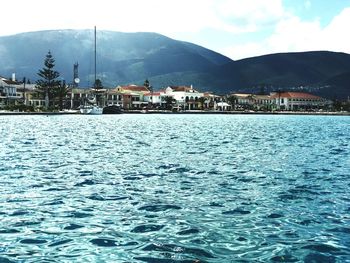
<box><xmin>213</xmin><ymin>51</ymin><xmax>350</xmax><ymax>98</ymax></box>
<box><xmin>318</xmin><ymin>71</ymin><xmax>350</xmax><ymax>99</ymax></box>
<box><xmin>0</xmin><ymin>29</ymin><xmax>231</xmax><ymax>89</ymax></box>
<box><xmin>0</xmin><ymin>29</ymin><xmax>350</xmax><ymax>99</ymax></box>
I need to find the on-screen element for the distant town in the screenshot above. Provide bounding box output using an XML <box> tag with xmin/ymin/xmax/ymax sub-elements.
<box><xmin>1</xmin><ymin>73</ymin><xmax>350</xmax><ymax>114</ymax></box>
<box><xmin>0</xmin><ymin>50</ymin><xmax>349</xmax><ymax>114</ymax></box>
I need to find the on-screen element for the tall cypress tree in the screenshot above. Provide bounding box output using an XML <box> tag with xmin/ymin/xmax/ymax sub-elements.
<box><xmin>36</xmin><ymin>51</ymin><xmax>60</xmax><ymax>109</ymax></box>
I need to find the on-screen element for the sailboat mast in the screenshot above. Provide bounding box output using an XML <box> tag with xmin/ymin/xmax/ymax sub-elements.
<box><xmin>94</xmin><ymin>26</ymin><xmax>97</xmax><ymax>88</ymax></box>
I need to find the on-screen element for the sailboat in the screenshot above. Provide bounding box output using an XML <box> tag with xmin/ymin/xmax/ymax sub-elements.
<box><xmin>80</xmin><ymin>26</ymin><xmax>104</xmax><ymax>115</ymax></box>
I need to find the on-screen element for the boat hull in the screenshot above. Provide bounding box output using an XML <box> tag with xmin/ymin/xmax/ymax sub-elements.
<box><xmin>80</xmin><ymin>105</ymin><xmax>103</xmax><ymax>115</ymax></box>
<box><xmin>102</xmin><ymin>105</ymin><xmax>122</xmax><ymax>114</ymax></box>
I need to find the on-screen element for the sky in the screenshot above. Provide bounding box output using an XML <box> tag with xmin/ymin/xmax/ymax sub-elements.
<box><xmin>1</xmin><ymin>0</ymin><xmax>350</xmax><ymax>60</ymax></box>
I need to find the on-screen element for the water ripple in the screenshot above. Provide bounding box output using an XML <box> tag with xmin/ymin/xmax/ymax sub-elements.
<box><xmin>138</xmin><ymin>204</ymin><xmax>182</xmax><ymax>212</ymax></box>
<box><xmin>0</xmin><ymin>114</ymin><xmax>349</xmax><ymax>262</ymax></box>
<box><xmin>131</xmin><ymin>224</ymin><xmax>165</xmax><ymax>233</ymax></box>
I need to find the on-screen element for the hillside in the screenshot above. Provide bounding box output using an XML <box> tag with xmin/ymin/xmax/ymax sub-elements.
<box><xmin>214</xmin><ymin>51</ymin><xmax>350</xmax><ymax>97</ymax></box>
<box><xmin>317</xmin><ymin>71</ymin><xmax>350</xmax><ymax>99</ymax></box>
<box><xmin>0</xmin><ymin>29</ymin><xmax>231</xmax><ymax>88</ymax></box>
<box><xmin>0</xmin><ymin>30</ymin><xmax>350</xmax><ymax>99</ymax></box>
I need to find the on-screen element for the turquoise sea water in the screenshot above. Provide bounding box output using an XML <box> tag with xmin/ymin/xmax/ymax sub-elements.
<box><xmin>0</xmin><ymin>114</ymin><xmax>349</xmax><ymax>262</ymax></box>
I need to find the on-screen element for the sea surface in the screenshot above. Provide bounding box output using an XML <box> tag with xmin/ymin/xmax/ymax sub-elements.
<box><xmin>0</xmin><ymin>114</ymin><xmax>349</xmax><ymax>263</ymax></box>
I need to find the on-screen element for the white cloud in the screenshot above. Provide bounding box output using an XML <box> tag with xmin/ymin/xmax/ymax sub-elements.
<box><xmin>267</xmin><ymin>7</ymin><xmax>350</xmax><ymax>54</ymax></box>
<box><xmin>321</xmin><ymin>8</ymin><xmax>350</xmax><ymax>52</ymax></box>
<box><xmin>267</xmin><ymin>16</ymin><xmax>321</xmax><ymax>52</ymax></box>
<box><xmin>1</xmin><ymin>0</ymin><xmax>286</xmax><ymax>36</ymax></box>
<box><xmin>215</xmin><ymin>0</ymin><xmax>284</xmax><ymax>24</ymax></box>
<box><xmin>222</xmin><ymin>7</ymin><xmax>350</xmax><ymax>59</ymax></box>
<box><xmin>207</xmin><ymin>0</ymin><xmax>285</xmax><ymax>33</ymax></box>
<box><xmin>2</xmin><ymin>0</ymin><xmax>208</xmax><ymax>35</ymax></box>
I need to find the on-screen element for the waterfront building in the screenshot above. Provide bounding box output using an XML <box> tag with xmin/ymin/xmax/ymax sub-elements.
<box><xmin>115</xmin><ymin>85</ymin><xmax>150</xmax><ymax>110</ymax></box>
<box><xmin>70</xmin><ymin>88</ymin><xmax>92</xmax><ymax>109</ymax></box>
<box><xmin>0</xmin><ymin>76</ymin><xmax>22</xmax><ymax>108</ymax></box>
<box><xmin>105</xmin><ymin>87</ymin><xmax>123</xmax><ymax>107</ymax></box>
<box><xmin>229</xmin><ymin>93</ymin><xmax>255</xmax><ymax>110</ymax></box>
<box><xmin>203</xmin><ymin>92</ymin><xmax>220</xmax><ymax>110</ymax></box>
<box><xmin>144</xmin><ymin>91</ymin><xmax>165</xmax><ymax>108</ymax></box>
<box><xmin>70</xmin><ymin>84</ymin><xmax>150</xmax><ymax>110</ymax></box>
<box><xmin>252</xmin><ymin>95</ymin><xmax>274</xmax><ymax>111</ymax></box>
<box><xmin>2</xmin><ymin>74</ymin><xmax>70</xmax><ymax>109</ymax></box>
<box><xmin>1</xmin><ymin>73</ymin><xmax>335</xmax><ymax>112</ymax></box>
<box><xmin>229</xmin><ymin>92</ymin><xmax>330</xmax><ymax>111</ymax></box>
<box><xmin>16</xmin><ymin>84</ymin><xmax>43</xmax><ymax>107</ymax></box>
<box><xmin>271</xmin><ymin>91</ymin><xmax>330</xmax><ymax>110</ymax></box>
<box><xmin>164</xmin><ymin>85</ymin><xmax>204</xmax><ymax>110</ymax></box>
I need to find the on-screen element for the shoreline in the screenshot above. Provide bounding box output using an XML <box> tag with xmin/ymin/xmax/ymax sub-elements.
<box><xmin>0</xmin><ymin>110</ymin><xmax>349</xmax><ymax>116</ymax></box>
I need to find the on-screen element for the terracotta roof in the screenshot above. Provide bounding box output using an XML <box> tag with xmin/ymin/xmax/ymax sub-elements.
<box><xmin>271</xmin><ymin>92</ymin><xmax>322</xmax><ymax>99</ymax></box>
<box><xmin>120</xmin><ymin>85</ymin><xmax>150</xmax><ymax>92</ymax></box>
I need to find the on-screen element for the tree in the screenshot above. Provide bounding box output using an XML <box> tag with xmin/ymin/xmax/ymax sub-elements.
<box><xmin>94</xmin><ymin>78</ymin><xmax>103</xmax><ymax>89</ymax></box>
<box><xmin>164</xmin><ymin>95</ymin><xmax>174</xmax><ymax>110</ymax></box>
<box><xmin>56</xmin><ymin>80</ymin><xmax>70</xmax><ymax>111</ymax></box>
<box><xmin>144</xmin><ymin>78</ymin><xmax>152</xmax><ymax>92</ymax></box>
<box><xmin>143</xmin><ymin>79</ymin><xmax>150</xmax><ymax>88</ymax></box>
<box><xmin>93</xmin><ymin>79</ymin><xmax>104</xmax><ymax>106</ymax></box>
<box><xmin>198</xmin><ymin>97</ymin><xmax>206</xmax><ymax>110</ymax></box>
<box><xmin>36</xmin><ymin>51</ymin><xmax>60</xmax><ymax>109</ymax></box>
<box><xmin>227</xmin><ymin>95</ymin><xmax>237</xmax><ymax>110</ymax></box>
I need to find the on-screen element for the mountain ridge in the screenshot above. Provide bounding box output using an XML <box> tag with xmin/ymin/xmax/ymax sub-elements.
<box><xmin>0</xmin><ymin>29</ymin><xmax>349</xmax><ymax>99</ymax></box>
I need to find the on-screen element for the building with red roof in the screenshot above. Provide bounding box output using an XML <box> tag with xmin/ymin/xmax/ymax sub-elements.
<box><xmin>143</xmin><ymin>91</ymin><xmax>165</xmax><ymax>107</ymax></box>
<box><xmin>116</xmin><ymin>85</ymin><xmax>150</xmax><ymax>93</ymax></box>
<box><xmin>271</xmin><ymin>91</ymin><xmax>329</xmax><ymax>110</ymax></box>
<box><xmin>113</xmin><ymin>85</ymin><xmax>150</xmax><ymax>109</ymax></box>
<box><xmin>164</xmin><ymin>85</ymin><xmax>204</xmax><ymax>110</ymax></box>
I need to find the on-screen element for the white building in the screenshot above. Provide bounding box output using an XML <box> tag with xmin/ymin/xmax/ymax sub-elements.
<box><xmin>164</xmin><ymin>85</ymin><xmax>204</xmax><ymax>110</ymax></box>
<box><xmin>144</xmin><ymin>91</ymin><xmax>165</xmax><ymax>106</ymax></box>
<box><xmin>0</xmin><ymin>75</ymin><xmax>22</xmax><ymax>108</ymax></box>
<box><xmin>271</xmin><ymin>91</ymin><xmax>329</xmax><ymax>110</ymax></box>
